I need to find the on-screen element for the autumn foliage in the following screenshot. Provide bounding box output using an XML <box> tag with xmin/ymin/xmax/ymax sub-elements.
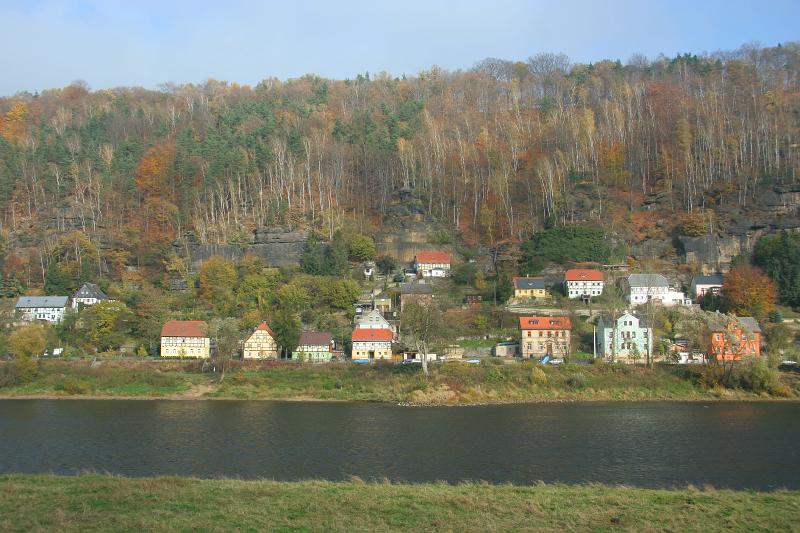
<box><xmin>723</xmin><ymin>265</ymin><xmax>777</xmax><ymax>318</ymax></box>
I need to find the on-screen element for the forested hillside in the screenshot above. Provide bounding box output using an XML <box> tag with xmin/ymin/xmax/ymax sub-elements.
<box><xmin>0</xmin><ymin>42</ymin><xmax>798</xmax><ymax>290</ymax></box>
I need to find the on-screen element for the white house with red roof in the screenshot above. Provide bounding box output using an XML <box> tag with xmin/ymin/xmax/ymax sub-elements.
<box><xmin>564</xmin><ymin>269</ymin><xmax>604</xmax><ymax>300</ymax></box>
<box><xmin>243</xmin><ymin>322</ymin><xmax>279</xmax><ymax>359</ymax></box>
<box><xmin>414</xmin><ymin>250</ymin><xmax>452</xmax><ymax>278</ymax></box>
<box><xmin>351</xmin><ymin>328</ymin><xmax>393</xmax><ymax>360</ymax></box>
<box><xmin>160</xmin><ymin>320</ymin><xmax>210</xmax><ymax>358</ymax></box>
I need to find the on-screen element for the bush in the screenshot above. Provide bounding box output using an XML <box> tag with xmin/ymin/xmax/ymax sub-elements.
<box><xmin>743</xmin><ymin>359</ymin><xmax>779</xmax><ymax>394</ymax></box>
<box><xmin>529</xmin><ymin>366</ymin><xmax>548</xmax><ymax>385</ymax></box>
<box><xmin>566</xmin><ymin>372</ymin><xmax>587</xmax><ymax>389</ymax></box>
<box><xmin>12</xmin><ymin>357</ymin><xmax>39</xmax><ymax>384</ymax></box>
<box><xmin>60</xmin><ymin>376</ymin><xmax>92</xmax><ymax>395</ymax></box>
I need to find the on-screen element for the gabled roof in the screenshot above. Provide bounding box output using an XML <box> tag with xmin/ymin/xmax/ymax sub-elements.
<box><xmin>298</xmin><ymin>331</ymin><xmax>333</xmax><ymax>347</ymax></box>
<box><xmin>400</xmin><ymin>283</ymin><xmax>433</xmax><ymax>294</ymax></box>
<box><xmin>519</xmin><ymin>316</ymin><xmax>572</xmax><ymax>330</ymax></box>
<box><xmin>254</xmin><ymin>322</ymin><xmax>274</xmax><ymax>335</ymax></box>
<box><xmin>415</xmin><ymin>251</ymin><xmax>451</xmax><ymax>264</ymax></box>
<box><xmin>356</xmin><ymin>309</ymin><xmax>389</xmax><ymax>327</ymax></box>
<box><xmin>627</xmin><ymin>273</ymin><xmax>669</xmax><ymax>288</ymax></box>
<box><xmin>74</xmin><ymin>282</ymin><xmax>107</xmax><ymax>300</ymax></box>
<box><xmin>161</xmin><ymin>320</ymin><xmax>208</xmax><ymax>338</ymax></box>
<box><xmin>351</xmin><ymin>328</ymin><xmax>393</xmax><ymax>342</ymax></box>
<box><xmin>598</xmin><ymin>312</ymin><xmax>650</xmax><ymax>328</ymax></box>
<box><xmin>564</xmin><ymin>269</ymin><xmax>604</xmax><ymax>282</ymax></box>
<box><xmin>691</xmin><ymin>275</ymin><xmax>724</xmax><ymax>286</ymax></box>
<box><xmin>513</xmin><ymin>277</ymin><xmax>546</xmax><ymax>289</ymax></box>
<box><xmin>15</xmin><ymin>296</ymin><xmax>69</xmax><ymax>308</ymax></box>
<box><xmin>709</xmin><ymin>315</ymin><xmax>761</xmax><ymax>333</ymax></box>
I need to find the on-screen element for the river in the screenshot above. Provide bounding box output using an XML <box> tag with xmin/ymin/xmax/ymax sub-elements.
<box><xmin>1</xmin><ymin>400</ymin><xmax>797</xmax><ymax>489</ymax></box>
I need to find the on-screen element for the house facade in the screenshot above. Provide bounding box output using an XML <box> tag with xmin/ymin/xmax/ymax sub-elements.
<box><xmin>414</xmin><ymin>251</ymin><xmax>452</xmax><ymax>278</ymax></box>
<box><xmin>160</xmin><ymin>320</ymin><xmax>210</xmax><ymax>358</ymax></box>
<box><xmin>709</xmin><ymin>316</ymin><xmax>761</xmax><ymax>361</ymax></box>
<box><xmin>691</xmin><ymin>275</ymin><xmax>724</xmax><ymax>300</ymax></box>
<box><xmin>625</xmin><ymin>273</ymin><xmax>670</xmax><ymax>305</ymax></box>
<box><xmin>564</xmin><ymin>269</ymin><xmax>604</xmax><ymax>300</ymax></box>
<box><xmin>400</xmin><ymin>282</ymin><xmax>434</xmax><ymax>311</ymax></box>
<box><xmin>293</xmin><ymin>331</ymin><xmax>334</xmax><ymax>361</ymax></box>
<box><xmin>242</xmin><ymin>322</ymin><xmax>279</xmax><ymax>359</ymax></box>
<box><xmin>596</xmin><ymin>312</ymin><xmax>653</xmax><ymax>362</ymax></box>
<box><xmin>513</xmin><ymin>277</ymin><xmax>548</xmax><ymax>299</ymax></box>
<box><xmin>519</xmin><ymin>316</ymin><xmax>572</xmax><ymax>359</ymax></box>
<box><xmin>351</xmin><ymin>328</ymin><xmax>393</xmax><ymax>360</ymax></box>
<box><xmin>15</xmin><ymin>296</ymin><xmax>69</xmax><ymax>323</ymax></box>
<box><xmin>72</xmin><ymin>283</ymin><xmax>108</xmax><ymax>309</ymax></box>
<box><xmin>373</xmin><ymin>292</ymin><xmax>392</xmax><ymax>313</ymax></box>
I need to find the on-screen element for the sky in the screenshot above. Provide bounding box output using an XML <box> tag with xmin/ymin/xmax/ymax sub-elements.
<box><xmin>0</xmin><ymin>0</ymin><xmax>798</xmax><ymax>96</ymax></box>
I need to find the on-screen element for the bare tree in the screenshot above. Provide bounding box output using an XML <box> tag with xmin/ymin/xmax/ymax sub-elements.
<box><xmin>400</xmin><ymin>300</ymin><xmax>444</xmax><ymax>376</ymax></box>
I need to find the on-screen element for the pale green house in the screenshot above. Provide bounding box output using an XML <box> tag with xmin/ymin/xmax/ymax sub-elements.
<box><xmin>292</xmin><ymin>332</ymin><xmax>334</xmax><ymax>361</ymax></box>
<box><xmin>596</xmin><ymin>312</ymin><xmax>653</xmax><ymax>363</ymax></box>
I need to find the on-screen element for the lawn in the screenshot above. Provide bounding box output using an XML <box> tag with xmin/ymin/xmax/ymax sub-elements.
<box><xmin>0</xmin><ymin>474</ymin><xmax>797</xmax><ymax>532</ymax></box>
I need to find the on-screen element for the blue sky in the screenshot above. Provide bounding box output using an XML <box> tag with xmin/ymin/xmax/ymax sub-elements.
<box><xmin>1</xmin><ymin>0</ymin><xmax>798</xmax><ymax>95</ymax></box>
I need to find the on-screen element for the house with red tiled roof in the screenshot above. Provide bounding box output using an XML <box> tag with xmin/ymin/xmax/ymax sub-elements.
<box><xmin>564</xmin><ymin>269</ymin><xmax>604</xmax><ymax>300</ymax></box>
<box><xmin>243</xmin><ymin>322</ymin><xmax>279</xmax><ymax>359</ymax></box>
<box><xmin>351</xmin><ymin>328</ymin><xmax>393</xmax><ymax>360</ymax></box>
<box><xmin>414</xmin><ymin>250</ymin><xmax>452</xmax><ymax>278</ymax></box>
<box><xmin>518</xmin><ymin>316</ymin><xmax>572</xmax><ymax>359</ymax></box>
<box><xmin>160</xmin><ymin>320</ymin><xmax>210</xmax><ymax>358</ymax></box>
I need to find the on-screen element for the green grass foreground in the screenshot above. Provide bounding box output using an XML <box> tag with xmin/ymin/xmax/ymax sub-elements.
<box><xmin>0</xmin><ymin>474</ymin><xmax>798</xmax><ymax>532</ymax></box>
<box><xmin>1</xmin><ymin>359</ymin><xmax>798</xmax><ymax>404</ymax></box>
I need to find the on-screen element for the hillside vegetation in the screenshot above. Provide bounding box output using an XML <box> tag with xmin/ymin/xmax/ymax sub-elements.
<box><xmin>0</xmin><ymin>43</ymin><xmax>798</xmax><ymax>293</ymax></box>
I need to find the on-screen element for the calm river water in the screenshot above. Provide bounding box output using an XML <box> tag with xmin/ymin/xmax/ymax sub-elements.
<box><xmin>0</xmin><ymin>400</ymin><xmax>797</xmax><ymax>489</ymax></box>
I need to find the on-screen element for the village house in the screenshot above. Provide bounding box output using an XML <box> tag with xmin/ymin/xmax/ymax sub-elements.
<box><xmin>414</xmin><ymin>251</ymin><xmax>452</xmax><ymax>278</ymax></box>
<box><xmin>71</xmin><ymin>283</ymin><xmax>109</xmax><ymax>309</ymax></box>
<box><xmin>373</xmin><ymin>292</ymin><xmax>393</xmax><ymax>314</ymax></box>
<box><xmin>513</xmin><ymin>277</ymin><xmax>548</xmax><ymax>299</ymax></box>
<box><xmin>625</xmin><ymin>273</ymin><xmax>669</xmax><ymax>305</ymax></box>
<box><xmin>690</xmin><ymin>275</ymin><xmax>724</xmax><ymax>300</ymax></box>
<box><xmin>351</xmin><ymin>328</ymin><xmax>393</xmax><ymax>360</ymax></box>
<box><xmin>355</xmin><ymin>309</ymin><xmax>396</xmax><ymax>336</ymax></box>
<box><xmin>709</xmin><ymin>315</ymin><xmax>762</xmax><ymax>361</ymax></box>
<box><xmin>15</xmin><ymin>296</ymin><xmax>69</xmax><ymax>323</ymax></box>
<box><xmin>242</xmin><ymin>322</ymin><xmax>279</xmax><ymax>359</ymax></box>
<box><xmin>293</xmin><ymin>331</ymin><xmax>334</xmax><ymax>361</ymax></box>
<box><xmin>564</xmin><ymin>269</ymin><xmax>604</xmax><ymax>300</ymax></box>
<box><xmin>519</xmin><ymin>316</ymin><xmax>572</xmax><ymax>359</ymax></box>
<box><xmin>400</xmin><ymin>282</ymin><xmax>434</xmax><ymax>311</ymax></box>
<box><xmin>464</xmin><ymin>290</ymin><xmax>482</xmax><ymax>306</ymax></box>
<box><xmin>160</xmin><ymin>320</ymin><xmax>210</xmax><ymax>358</ymax></box>
<box><xmin>595</xmin><ymin>312</ymin><xmax>653</xmax><ymax>363</ymax></box>
<box><xmin>625</xmin><ymin>274</ymin><xmax>691</xmax><ymax>306</ymax></box>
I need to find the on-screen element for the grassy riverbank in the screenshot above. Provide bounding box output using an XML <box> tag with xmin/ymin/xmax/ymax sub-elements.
<box><xmin>0</xmin><ymin>474</ymin><xmax>798</xmax><ymax>532</ymax></box>
<box><xmin>1</xmin><ymin>359</ymin><xmax>797</xmax><ymax>404</ymax></box>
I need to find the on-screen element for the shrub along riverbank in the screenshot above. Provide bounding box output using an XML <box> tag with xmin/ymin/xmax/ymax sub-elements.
<box><xmin>0</xmin><ymin>358</ymin><xmax>797</xmax><ymax>404</ymax></box>
<box><xmin>0</xmin><ymin>474</ymin><xmax>798</xmax><ymax>532</ymax></box>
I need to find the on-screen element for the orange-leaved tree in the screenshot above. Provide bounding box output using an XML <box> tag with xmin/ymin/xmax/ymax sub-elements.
<box><xmin>723</xmin><ymin>265</ymin><xmax>777</xmax><ymax>318</ymax></box>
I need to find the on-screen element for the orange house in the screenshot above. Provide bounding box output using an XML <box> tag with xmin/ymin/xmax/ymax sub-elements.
<box><xmin>709</xmin><ymin>316</ymin><xmax>762</xmax><ymax>361</ymax></box>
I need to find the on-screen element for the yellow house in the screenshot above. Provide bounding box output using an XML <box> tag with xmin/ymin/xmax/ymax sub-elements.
<box><xmin>513</xmin><ymin>277</ymin><xmax>548</xmax><ymax>299</ymax></box>
<box><xmin>243</xmin><ymin>322</ymin><xmax>279</xmax><ymax>359</ymax></box>
<box><xmin>160</xmin><ymin>320</ymin><xmax>210</xmax><ymax>358</ymax></box>
<box><xmin>351</xmin><ymin>328</ymin><xmax>393</xmax><ymax>360</ymax></box>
